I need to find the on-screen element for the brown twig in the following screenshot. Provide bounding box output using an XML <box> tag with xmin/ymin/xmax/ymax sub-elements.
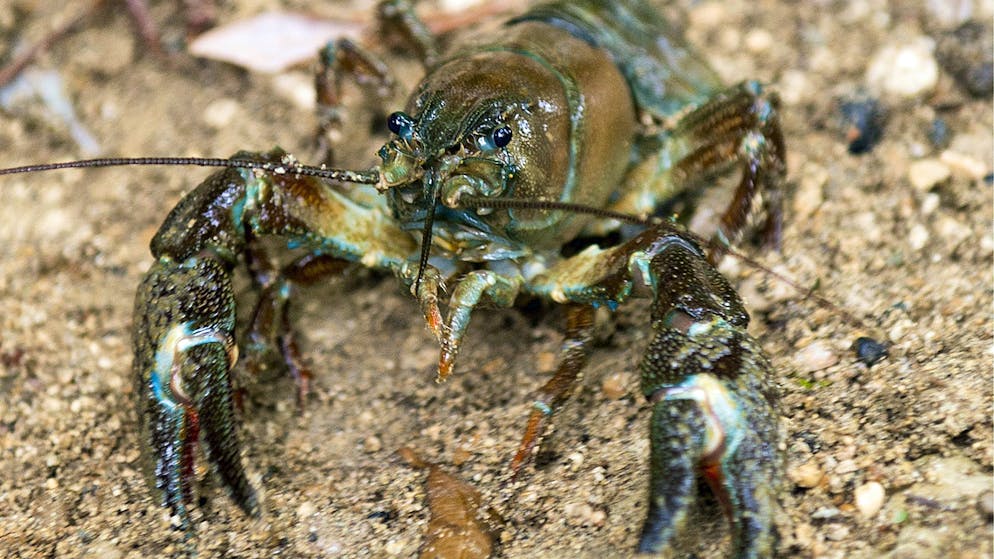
<box><xmin>0</xmin><ymin>1</ymin><xmax>101</xmax><ymax>88</ymax></box>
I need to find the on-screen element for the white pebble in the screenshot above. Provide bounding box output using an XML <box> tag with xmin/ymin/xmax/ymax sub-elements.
<box><xmin>364</xmin><ymin>435</ymin><xmax>382</xmax><ymax>453</ymax></box>
<box><xmin>790</xmin><ymin>460</ymin><xmax>825</xmax><ymax>488</ymax></box>
<box><xmin>744</xmin><ymin>29</ymin><xmax>774</xmax><ymax>53</ymax></box>
<box><xmin>908</xmin><ymin>223</ymin><xmax>930</xmax><ymax>251</ymax></box>
<box><xmin>854</xmin><ymin>481</ymin><xmax>886</xmax><ymax>518</ymax></box>
<box><xmin>866</xmin><ymin>37</ymin><xmax>939</xmax><ymax>98</ymax></box>
<box><xmin>384</xmin><ymin>539</ymin><xmax>407</xmax><ymax>555</ymax></box>
<box><xmin>935</xmin><ymin>215</ymin><xmax>972</xmax><ymax>246</ymax></box>
<box><xmin>567</xmin><ymin>451</ymin><xmax>585</xmax><ymax>470</ymax></box>
<box><xmin>811</xmin><ymin>506</ymin><xmax>840</xmax><ymax>520</ymax></box>
<box><xmin>826</xmin><ymin>524</ymin><xmax>851</xmax><ymax>541</ymax></box>
<box><xmin>564</xmin><ymin>502</ymin><xmax>606</xmax><ymax>527</ymax></box>
<box><xmin>835</xmin><ymin>459</ymin><xmax>859</xmax><ymax>474</ymax></box>
<box><xmin>440</xmin><ymin>0</ymin><xmax>485</xmax><ymax>11</ymax></box>
<box><xmin>297</xmin><ymin>500</ymin><xmax>316</xmax><ymax>518</ymax></box>
<box><xmin>777</xmin><ymin>69</ymin><xmax>814</xmax><ymax>106</ymax></box>
<box><xmin>794</xmin><ymin>341</ymin><xmax>839</xmax><ymax>373</ymax></box>
<box><xmin>940</xmin><ymin>150</ymin><xmax>988</xmax><ymax>179</ymax></box>
<box><xmin>271</xmin><ymin>72</ymin><xmax>316</xmax><ymax>111</ymax></box>
<box><xmin>924</xmin><ymin>0</ymin><xmax>973</xmax><ymax>28</ymax></box>
<box><xmin>202</xmin><ymin>98</ymin><xmax>241</xmax><ymax>129</ymax></box>
<box><xmin>908</xmin><ymin>159</ymin><xmax>951</xmax><ymax>192</ymax></box>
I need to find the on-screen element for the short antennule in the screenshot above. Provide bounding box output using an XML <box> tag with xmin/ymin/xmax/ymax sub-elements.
<box><xmin>0</xmin><ymin>156</ymin><xmax>381</xmax><ymax>185</ymax></box>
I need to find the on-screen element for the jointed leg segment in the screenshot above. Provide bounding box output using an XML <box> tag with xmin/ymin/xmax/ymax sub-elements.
<box><xmin>614</xmin><ymin>81</ymin><xmax>786</xmax><ymax>264</ymax></box>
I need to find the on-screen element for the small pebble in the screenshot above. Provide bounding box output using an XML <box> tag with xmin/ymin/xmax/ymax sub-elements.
<box><xmin>920</xmin><ymin>192</ymin><xmax>941</xmax><ymax>216</ymax></box>
<box><xmin>854</xmin><ymin>337</ymin><xmax>888</xmax><ymax>367</ymax></box>
<box><xmin>270</xmin><ymin>72</ymin><xmax>316</xmax><ymax>111</ymax></box>
<box><xmin>855</xmin><ymin>481</ymin><xmax>886</xmax><ymax>518</ymax></box>
<box><xmin>601</xmin><ymin>372</ymin><xmax>628</xmax><ymax>400</ymax></box>
<box><xmin>836</xmin><ymin>459</ymin><xmax>859</xmax><ymax>474</ymax></box>
<box><xmin>908</xmin><ymin>159</ymin><xmax>951</xmax><ymax>192</ymax></box>
<box><xmin>935</xmin><ymin>215</ymin><xmax>972</xmax><ymax>246</ymax></box>
<box><xmin>940</xmin><ymin>150</ymin><xmax>988</xmax><ymax>179</ymax></box>
<box><xmin>564</xmin><ymin>502</ymin><xmax>606</xmax><ymax>527</ymax></box>
<box><xmin>567</xmin><ymin>451</ymin><xmax>585</xmax><ymax>470</ymax></box>
<box><xmin>839</xmin><ymin>96</ymin><xmax>886</xmax><ymax>154</ymax></box>
<box><xmin>794</xmin><ymin>341</ymin><xmax>839</xmax><ymax>373</ymax></box>
<box><xmin>825</xmin><ymin>524</ymin><xmax>851</xmax><ymax>541</ymax></box>
<box><xmin>887</xmin><ymin>319</ymin><xmax>912</xmax><ymax>344</ymax></box>
<box><xmin>908</xmin><ymin>224</ymin><xmax>930</xmax><ymax>251</ymax></box>
<box><xmin>440</xmin><ymin>0</ymin><xmax>486</xmax><ymax>11</ymax></box>
<box><xmin>83</xmin><ymin>541</ymin><xmax>123</xmax><ymax>559</ymax></box>
<box><xmin>790</xmin><ymin>460</ymin><xmax>825</xmax><ymax>489</ymax></box>
<box><xmin>384</xmin><ymin>538</ymin><xmax>407</xmax><ymax>555</ymax></box>
<box><xmin>777</xmin><ymin>69</ymin><xmax>814</xmax><ymax>106</ymax></box>
<box><xmin>202</xmin><ymin>98</ymin><xmax>241</xmax><ymax>129</ymax></box>
<box><xmin>924</xmin><ymin>0</ymin><xmax>973</xmax><ymax>28</ymax></box>
<box><xmin>364</xmin><ymin>435</ymin><xmax>382</xmax><ymax>453</ymax></box>
<box><xmin>812</xmin><ymin>507</ymin><xmax>841</xmax><ymax>520</ymax></box>
<box><xmin>866</xmin><ymin>37</ymin><xmax>940</xmax><ymax>98</ymax></box>
<box><xmin>297</xmin><ymin>500</ymin><xmax>316</xmax><ymax>519</ymax></box>
<box><xmin>744</xmin><ymin>28</ymin><xmax>773</xmax><ymax>53</ymax></box>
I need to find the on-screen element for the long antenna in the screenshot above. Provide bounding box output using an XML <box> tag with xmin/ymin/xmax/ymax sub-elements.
<box><xmin>460</xmin><ymin>195</ymin><xmax>867</xmax><ymax>329</ymax></box>
<box><xmin>0</xmin><ymin>156</ymin><xmax>865</xmax><ymax>329</ymax></box>
<box><xmin>0</xmin><ymin>157</ymin><xmax>380</xmax><ymax>185</ymax></box>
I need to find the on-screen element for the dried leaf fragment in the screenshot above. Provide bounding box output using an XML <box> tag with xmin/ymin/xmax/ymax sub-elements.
<box><xmin>398</xmin><ymin>447</ymin><xmax>498</xmax><ymax>559</ymax></box>
<box><xmin>188</xmin><ymin>12</ymin><xmax>365</xmax><ymax>74</ymax></box>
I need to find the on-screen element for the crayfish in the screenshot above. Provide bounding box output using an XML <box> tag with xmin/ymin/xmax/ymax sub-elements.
<box><xmin>2</xmin><ymin>0</ymin><xmax>788</xmax><ymax>555</ymax></box>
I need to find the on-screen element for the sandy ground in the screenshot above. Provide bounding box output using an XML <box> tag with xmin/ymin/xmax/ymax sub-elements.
<box><xmin>0</xmin><ymin>1</ymin><xmax>991</xmax><ymax>558</ymax></box>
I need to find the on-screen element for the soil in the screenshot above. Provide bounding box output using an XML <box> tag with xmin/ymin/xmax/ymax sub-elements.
<box><xmin>0</xmin><ymin>1</ymin><xmax>991</xmax><ymax>558</ymax></box>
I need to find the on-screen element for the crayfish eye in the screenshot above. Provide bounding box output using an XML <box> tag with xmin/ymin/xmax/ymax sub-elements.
<box><xmin>492</xmin><ymin>125</ymin><xmax>513</xmax><ymax>148</ymax></box>
<box><xmin>387</xmin><ymin>111</ymin><xmax>414</xmax><ymax>140</ymax></box>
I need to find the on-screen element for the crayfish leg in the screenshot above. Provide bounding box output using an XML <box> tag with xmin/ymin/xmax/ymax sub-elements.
<box><xmin>435</xmin><ymin>270</ymin><xmax>521</xmax><ymax>382</ymax></box>
<box><xmin>510</xmin><ymin>304</ymin><xmax>595</xmax><ymax>473</ymax></box>
<box><xmin>612</xmin><ymin>81</ymin><xmax>786</xmax><ymax>264</ymax></box>
<box><xmin>244</xmin><ymin>248</ymin><xmax>350</xmax><ymax>405</ymax></box>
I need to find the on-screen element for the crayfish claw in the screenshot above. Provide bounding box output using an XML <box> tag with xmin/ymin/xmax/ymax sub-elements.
<box><xmin>133</xmin><ymin>255</ymin><xmax>259</xmax><ymax>524</ymax></box>
<box><xmin>637</xmin><ymin>317</ymin><xmax>780</xmax><ymax>557</ymax></box>
<box><xmin>631</xmin><ymin>233</ymin><xmax>781</xmax><ymax>557</ymax></box>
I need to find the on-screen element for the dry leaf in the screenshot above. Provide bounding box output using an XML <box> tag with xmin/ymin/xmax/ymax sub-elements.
<box><xmin>188</xmin><ymin>12</ymin><xmax>365</xmax><ymax>74</ymax></box>
<box><xmin>398</xmin><ymin>447</ymin><xmax>499</xmax><ymax>559</ymax></box>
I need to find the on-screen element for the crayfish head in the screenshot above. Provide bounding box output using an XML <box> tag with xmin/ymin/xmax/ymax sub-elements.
<box><xmin>376</xmin><ymin>108</ymin><xmax>517</xmax><ymax>215</ymax></box>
